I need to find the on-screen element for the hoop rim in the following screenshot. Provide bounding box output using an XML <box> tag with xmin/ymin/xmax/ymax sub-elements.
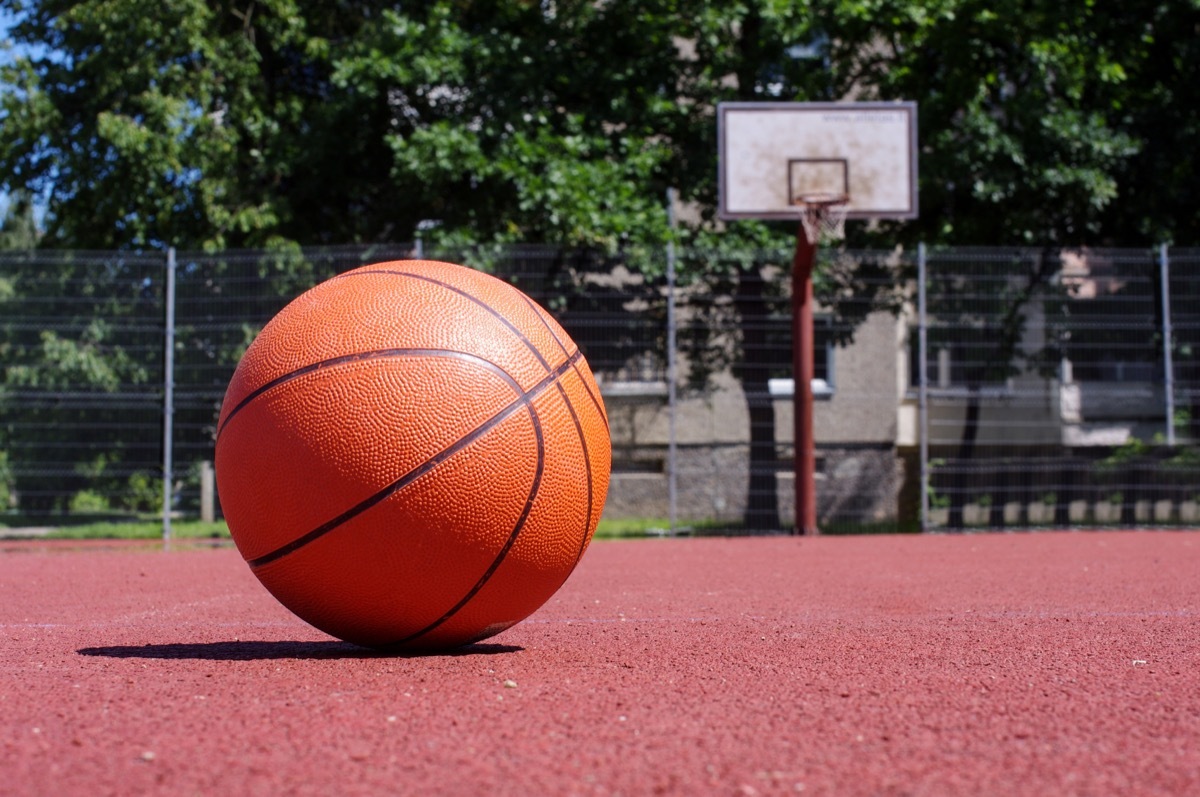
<box><xmin>792</xmin><ymin>192</ymin><xmax>850</xmax><ymax>209</ymax></box>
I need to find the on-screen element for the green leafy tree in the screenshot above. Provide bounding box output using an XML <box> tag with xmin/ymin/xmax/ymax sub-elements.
<box><xmin>0</xmin><ymin>0</ymin><xmax>423</xmax><ymax>249</ymax></box>
<box><xmin>818</xmin><ymin>0</ymin><xmax>1142</xmax><ymax>246</ymax></box>
<box><xmin>6</xmin><ymin>2</ymin><xmax>1198</xmax><ymax>248</ymax></box>
<box><xmin>0</xmin><ymin>190</ymin><xmax>39</xmax><ymax>248</ymax></box>
<box><xmin>814</xmin><ymin>1</ymin><xmax>1199</xmax><ymax>530</ymax></box>
<box><xmin>5</xmin><ymin>0</ymin><xmax>1200</xmax><ymax>526</ymax></box>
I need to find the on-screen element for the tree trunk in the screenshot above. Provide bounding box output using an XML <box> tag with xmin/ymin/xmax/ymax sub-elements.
<box><xmin>947</xmin><ymin>387</ymin><xmax>981</xmax><ymax>530</ymax></box>
<box><xmin>1054</xmin><ymin>457</ymin><xmax>1074</xmax><ymax>527</ymax></box>
<box><xmin>1120</xmin><ymin>461</ymin><xmax>1140</xmax><ymax>525</ymax></box>
<box><xmin>988</xmin><ymin>459</ymin><xmax>1010</xmax><ymax>529</ymax></box>
<box><xmin>735</xmin><ymin>267</ymin><xmax>782</xmax><ymax>531</ymax></box>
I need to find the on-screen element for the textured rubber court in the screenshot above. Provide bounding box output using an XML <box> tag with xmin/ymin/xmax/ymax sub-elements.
<box><xmin>2</xmin><ymin>531</ymin><xmax>1197</xmax><ymax>796</ymax></box>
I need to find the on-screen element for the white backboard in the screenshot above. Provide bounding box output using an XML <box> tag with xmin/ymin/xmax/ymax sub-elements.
<box><xmin>718</xmin><ymin>102</ymin><xmax>919</xmax><ymax>221</ymax></box>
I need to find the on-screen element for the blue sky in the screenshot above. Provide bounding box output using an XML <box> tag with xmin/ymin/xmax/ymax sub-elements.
<box><xmin>0</xmin><ymin>10</ymin><xmax>10</xmax><ymax>220</ymax></box>
<box><xmin>0</xmin><ymin>8</ymin><xmax>13</xmax><ymax>66</ymax></box>
<box><xmin>1</xmin><ymin>8</ymin><xmax>34</xmax><ymax>223</ymax></box>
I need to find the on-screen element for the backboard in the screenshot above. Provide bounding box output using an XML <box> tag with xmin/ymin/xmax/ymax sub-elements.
<box><xmin>718</xmin><ymin>102</ymin><xmax>918</xmax><ymax>221</ymax></box>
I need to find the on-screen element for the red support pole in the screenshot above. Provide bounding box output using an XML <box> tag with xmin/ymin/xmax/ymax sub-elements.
<box><xmin>792</xmin><ymin>228</ymin><xmax>818</xmax><ymax>536</ymax></box>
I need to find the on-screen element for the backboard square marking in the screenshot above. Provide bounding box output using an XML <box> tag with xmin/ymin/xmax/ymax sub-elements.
<box><xmin>788</xmin><ymin>159</ymin><xmax>849</xmax><ymax>204</ymax></box>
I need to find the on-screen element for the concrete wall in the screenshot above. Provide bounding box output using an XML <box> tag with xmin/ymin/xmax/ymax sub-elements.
<box><xmin>601</xmin><ymin>310</ymin><xmax>908</xmax><ymax>528</ymax></box>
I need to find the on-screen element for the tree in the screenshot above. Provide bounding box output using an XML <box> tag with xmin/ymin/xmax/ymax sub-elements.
<box><xmin>0</xmin><ymin>0</ymin><xmax>426</xmax><ymax>249</ymax></box>
<box><xmin>921</xmin><ymin>248</ymin><xmax>1064</xmax><ymax>529</ymax></box>
<box><xmin>811</xmin><ymin>0</ymin><xmax>1136</xmax><ymax>246</ymax></box>
<box><xmin>1087</xmin><ymin>1</ymin><xmax>1200</xmax><ymax>244</ymax></box>
<box><xmin>812</xmin><ymin>1</ymin><xmax>1200</xmax><ymax>530</ymax></box>
<box><xmin>8</xmin><ymin>1</ymin><xmax>1197</xmax><ymax>250</ymax></box>
<box><xmin>5</xmin><ymin>0</ymin><xmax>1199</xmax><ymax>526</ymax></box>
<box><xmin>0</xmin><ymin>0</ymin><xmax>815</xmax><ymax>526</ymax></box>
<box><xmin>0</xmin><ymin>190</ymin><xmax>39</xmax><ymax>248</ymax></box>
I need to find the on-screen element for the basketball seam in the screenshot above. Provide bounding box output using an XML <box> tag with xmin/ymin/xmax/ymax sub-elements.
<box><xmin>518</xmin><ymin>292</ymin><xmax>571</xmax><ymax>361</ymax></box>
<box><xmin>569</xmin><ymin>360</ymin><xmax>610</xmax><ymax>433</ymax></box>
<box><xmin>517</xmin><ymin>291</ymin><xmax>611</xmax><ymax>435</ymax></box>
<box><xmin>243</xmin><ymin>350</ymin><xmax>582</xmax><ymax>570</ymax></box>
<box><xmin>340</xmin><ymin>268</ymin><xmax>554</xmax><ymax>370</ymax></box>
<box><xmin>385</xmin><ymin>405</ymin><xmax>545</xmax><ymax>648</ymax></box>
<box><xmin>342</xmin><ymin>266</ymin><xmax>608</xmax><ymax>433</ymax></box>
<box><xmin>216</xmin><ymin>348</ymin><xmax>523</xmax><ymax>440</ymax></box>
<box><xmin>554</xmin><ymin>380</ymin><xmax>595</xmax><ymax>569</ymax></box>
<box><xmin>515</xmin><ymin>291</ymin><xmax>605</xmax><ymax>570</ymax></box>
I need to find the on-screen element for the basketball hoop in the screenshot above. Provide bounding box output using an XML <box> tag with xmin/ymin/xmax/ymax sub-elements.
<box><xmin>718</xmin><ymin>101</ymin><xmax>920</xmax><ymax>536</ymax></box>
<box><xmin>794</xmin><ymin>192</ymin><xmax>849</xmax><ymax>244</ymax></box>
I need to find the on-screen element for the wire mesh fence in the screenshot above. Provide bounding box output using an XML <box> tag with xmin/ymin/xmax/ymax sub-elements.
<box><xmin>918</xmin><ymin>246</ymin><xmax>1199</xmax><ymax>530</ymax></box>
<box><xmin>0</xmin><ymin>251</ymin><xmax>167</xmax><ymax>518</ymax></box>
<box><xmin>1</xmin><ymin>244</ymin><xmax>1197</xmax><ymax>534</ymax></box>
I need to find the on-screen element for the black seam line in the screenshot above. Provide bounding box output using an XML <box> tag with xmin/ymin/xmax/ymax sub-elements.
<box><xmin>341</xmin><ymin>268</ymin><xmax>554</xmax><ymax>372</ymax></box>
<box><xmin>569</xmin><ymin>359</ymin><xmax>610</xmax><ymax>434</ymax></box>
<box><xmin>505</xmin><ymin>289</ymin><xmax>605</xmax><ymax>437</ymax></box>
<box><xmin>387</xmin><ymin>401</ymin><xmax>546</xmax><ymax>648</ymax></box>
<box><xmin>519</xmin><ymin>291</ymin><xmax>572</xmax><ymax>361</ymax></box>
<box><xmin>247</xmin><ymin>350</ymin><xmax>583</xmax><ymax>570</ymax></box>
<box><xmin>555</xmin><ymin>380</ymin><xmax>595</xmax><ymax>569</ymax></box>
<box><xmin>217</xmin><ymin>348</ymin><xmax>521</xmax><ymax>440</ymax></box>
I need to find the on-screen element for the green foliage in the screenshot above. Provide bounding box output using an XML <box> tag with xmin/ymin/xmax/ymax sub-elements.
<box><xmin>6</xmin><ymin>325</ymin><xmax>146</xmax><ymax>391</ymax></box>
<box><xmin>0</xmin><ymin>450</ymin><xmax>13</xmax><ymax>509</ymax></box>
<box><xmin>1097</xmin><ymin>435</ymin><xmax>1151</xmax><ymax>471</ymax></box>
<box><xmin>68</xmin><ymin>489</ymin><xmax>110</xmax><ymax>513</ymax></box>
<box><xmin>122</xmin><ymin>471</ymin><xmax>162</xmax><ymax>513</ymax></box>
<box><xmin>0</xmin><ymin>191</ymin><xmax>39</xmax><ymax>249</ymax></box>
<box><xmin>0</xmin><ymin>250</ymin><xmax>165</xmax><ymax>513</ymax></box>
<box><xmin>12</xmin><ymin>520</ymin><xmax>231</xmax><ymax>539</ymax></box>
<box><xmin>3</xmin><ymin>1</ymin><xmax>1199</xmax><ymax>250</ymax></box>
<box><xmin>1163</xmin><ymin>444</ymin><xmax>1200</xmax><ymax>471</ymax></box>
<box><xmin>0</xmin><ymin>0</ymin><xmax>410</xmax><ymax>249</ymax></box>
<box><xmin>812</xmin><ymin>0</ymin><xmax>1198</xmax><ymax>246</ymax></box>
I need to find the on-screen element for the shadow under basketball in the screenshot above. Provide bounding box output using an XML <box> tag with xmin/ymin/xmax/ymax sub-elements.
<box><xmin>76</xmin><ymin>640</ymin><xmax>523</xmax><ymax>661</ymax></box>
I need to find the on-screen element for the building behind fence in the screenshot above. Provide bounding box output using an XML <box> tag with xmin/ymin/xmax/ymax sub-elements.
<box><xmin>2</xmin><ymin>244</ymin><xmax>1198</xmax><ymax>533</ymax></box>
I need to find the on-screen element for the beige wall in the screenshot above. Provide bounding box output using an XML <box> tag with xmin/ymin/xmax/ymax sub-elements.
<box><xmin>603</xmin><ymin>309</ymin><xmax>907</xmax><ymax>451</ymax></box>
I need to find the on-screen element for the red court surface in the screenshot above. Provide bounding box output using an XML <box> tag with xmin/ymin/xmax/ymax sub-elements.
<box><xmin>1</xmin><ymin>531</ymin><xmax>1197</xmax><ymax>796</ymax></box>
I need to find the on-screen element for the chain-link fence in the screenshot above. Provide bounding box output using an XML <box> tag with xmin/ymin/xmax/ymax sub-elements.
<box><xmin>0</xmin><ymin>251</ymin><xmax>167</xmax><ymax>519</ymax></box>
<box><xmin>917</xmin><ymin>246</ymin><xmax>1200</xmax><ymax>530</ymax></box>
<box><xmin>2</xmin><ymin>244</ymin><xmax>1197</xmax><ymax>534</ymax></box>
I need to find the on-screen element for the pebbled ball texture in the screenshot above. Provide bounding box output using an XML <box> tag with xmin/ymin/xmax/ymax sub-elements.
<box><xmin>215</xmin><ymin>260</ymin><xmax>611</xmax><ymax>651</ymax></box>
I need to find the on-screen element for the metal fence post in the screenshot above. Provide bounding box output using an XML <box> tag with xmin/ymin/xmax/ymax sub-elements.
<box><xmin>162</xmin><ymin>247</ymin><xmax>177</xmax><ymax>542</ymax></box>
<box><xmin>1160</xmin><ymin>243</ymin><xmax>1176</xmax><ymax>447</ymax></box>
<box><xmin>917</xmin><ymin>243</ymin><xmax>929</xmax><ymax>532</ymax></box>
<box><xmin>665</xmin><ymin>189</ymin><xmax>679</xmax><ymax>534</ymax></box>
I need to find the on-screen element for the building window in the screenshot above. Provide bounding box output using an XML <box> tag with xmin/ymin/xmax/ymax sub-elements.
<box><xmin>766</xmin><ymin>315</ymin><xmax>836</xmax><ymax>398</ymax></box>
<box><xmin>908</xmin><ymin>334</ymin><xmax>1012</xmax><ymax>391</ymax></box>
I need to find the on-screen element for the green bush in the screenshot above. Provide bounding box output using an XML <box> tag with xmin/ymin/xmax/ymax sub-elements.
<box><xmin>0</xmin><ymin>451</ymin><xmax>13</xmax><ymax>510</ymax></box>
<box><xmin>122</xmin><ymin>471</ymin><xmax>162</xmax><ymax>513</ymax></box>
<box><xmin>69</xmin><ymin>490</ymin><xmax>110</xmax><ymax>513</ymax></box>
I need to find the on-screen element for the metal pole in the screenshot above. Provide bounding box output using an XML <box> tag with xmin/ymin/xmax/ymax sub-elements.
<box><xmin>792</xmin><ymin>228</ymin><xmax>818</xmax><ymax>536</ymax></box>
<box><xmin>1160</xmin><ymin>243</ymin><xmax>1176</xmax><ymax>446</ymax></box>
<box><xmin>665</xmin><ymin>189</ymin><xmax>679</xmax><ymax>534</ymax></box>
<box><xmin>162</xmin><ymin>248</ymin><xmax>177</xmax><ymax>542</ymax></box>
<box><xmin>918</xmin><ymin>243</ymin><xmax>930</xmax><ymax>532</ymax></box>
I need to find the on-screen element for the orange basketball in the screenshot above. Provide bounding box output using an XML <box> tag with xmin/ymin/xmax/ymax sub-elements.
<box><xmin>215</xmin><ymin>260</ymin><xmax>610</xmax><ymax>650</ymax></box>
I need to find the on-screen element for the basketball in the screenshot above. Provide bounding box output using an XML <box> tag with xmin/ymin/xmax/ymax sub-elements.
<box><xmin>214</xmin><ymin>260</ymin><xmax>611</xmax><ymax>651</ymax></box>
